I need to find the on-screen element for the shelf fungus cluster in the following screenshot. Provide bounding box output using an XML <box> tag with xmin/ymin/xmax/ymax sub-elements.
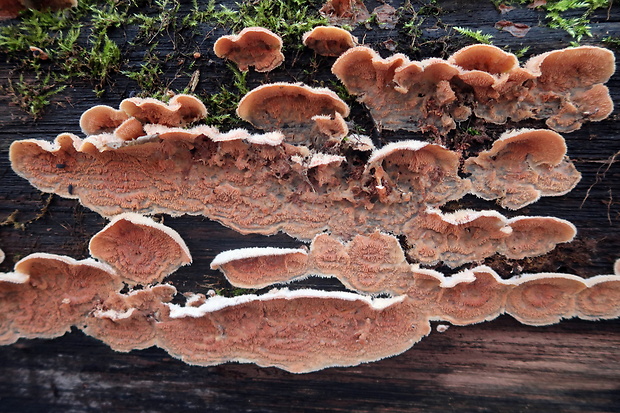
<box><xmin>0</xmin><ymin>215</ymin><xmax>618</xmax><ymax>372</ymax></box>
<box><xmin>6</xmin><ymin>43</ymin><xmax>618</xmax><ymax>372</ymax></box>
<box><xmin>332</xmin><ymin>44</ymin><xmax>615</xmax><ymax>134</ymax></box>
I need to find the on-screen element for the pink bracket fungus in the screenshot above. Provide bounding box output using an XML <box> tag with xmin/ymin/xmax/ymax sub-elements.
<box><xmin>119</xmin><ymin>94</ymin><xmax>208</xmax><ymax>127</ymax></box>
<box><xmin>319</xmin><ymin>0</ymin><xmax>370</xmax><ymax>26</ymax></box>
<box><xmin>302</xmin><ymin>26</ymin><xmax>358</xmax><ymax>57</ymax></box>
<box><xmin>236</xmin><ymin>83</ymin><xmax>350</xmax><ymax>144</ymax></box>
<box><xmin>332</xmin><ymin>45</ymin><xmax>614</xmax><ymax>134</ymax></box>
<box><xmin>89</xmin><ymin>213</ymin><xmax>192</xmax><ymax>285</ymax></box>
<box><xmin>83</xmin><ymin>284</ymin><xmax>177</xmax><ymax>352</ymax></box>
<box><xmin>213</xmin><ymin>27</ymin><xmax>284</xmax><ymax>72</ymax></box>
<box><xmin>0</xmin><ymin>253</ymin><xmax>121</xmax><ymax>345</ymax></box>
<box><xmin>463</xmin><ymin>129</ymin><xmax>581</xmax><ymax>209</ymax></box>
<box><xmin>210</xmin><ymin>247</ymin><xmax>309</xmax><ymax>289</ymax></box>
<box><xmin>1</xmin><ymin>216</ymin><xmax>619</xmax><ymax>373</ymax></box>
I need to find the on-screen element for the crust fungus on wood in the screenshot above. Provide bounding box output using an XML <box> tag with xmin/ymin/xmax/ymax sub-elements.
<box><xmin>82</xmin><ymin>284</ymin><xmax>177</xmax><ymax>352</ymax></box>
<box><xmin>302</xmin><ymin>26</ymin><xmax>357</xmax><ymax>56</ymax></box>
<box><xmin>319</xmin><ymin>0</ymin><xmax>370</xmax><ymax>26</ymax></box>
<box><xmin>1</xmin><ymin>217</ymin><xmax>619</xmax><ymax>373</ymax></box>
<box><xmin>158</xmin><ymin>290</ymin><xmax>426</xmax><ymax>373</ymax></box>
<box><xmin>0</xmin><ymin>253</ymin><xmax>121</xmax><ymax>345</ymax></box>
<box><xmin>89</xmin><ymin>213</ymin><xmax>192</xmax><ymax>285</ymax></box>
<box><xmin>213</xmin><ymin>27</ymin><xmax>284</xmax><ymax>72</ymax></box>
<box><xmin>236</xmin><ymin>83</ymin><xmax>350</xmax><ymax>144</ymax></box>
<box><xmin>501</xmin><ymin>216</ymin><xmax>576</xmax><ymax>260</ymax></box>
<box><xmin>464</xmin><ymin>129</ymin><xmax>581</xmax><ymax>209</ymax></box>
<box><xmin>332</xmin><ymin>45</ymin><xmax>614</xmax><ymax>134</ymax></box>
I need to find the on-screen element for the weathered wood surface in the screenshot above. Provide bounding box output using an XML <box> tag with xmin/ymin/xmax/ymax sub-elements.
<box><xmin>0</xmin><ymin>0</ymin><xmax>619</xmax><ymax>411</ymax></box>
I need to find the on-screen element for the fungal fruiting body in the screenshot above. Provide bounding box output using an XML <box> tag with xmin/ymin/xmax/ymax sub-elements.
<box><xmin>0</xmin><ymin>0</ymin><xmax>77</xmax><ymax>20</ymax></box>
<box><xmin>213</xmin><ymin>27</ymin><xmax>284</xmax><ymax>72</ymax></box>
<box><xmin>302</xmin><ymin>26</ymin><xmax>358</xmax><ymax>57</ymax></box>
<box><xmin>236</xmin><ymin>83</ymin><xmax>350</xmax><ymax>144</ymax></box>
<box><xmin>10</xmin><ymin>93</ymin><xmax>581</xmax><ymax>264</ymax></box>
<box><xmin>1</xmin><ymin>221</ymin><xmax>618</xmax><ymax>373</ymax></box>
<box><xmin>332</xmin><ymin>45</ymin><xmax>614</xmax><ymax>133</ymax></box>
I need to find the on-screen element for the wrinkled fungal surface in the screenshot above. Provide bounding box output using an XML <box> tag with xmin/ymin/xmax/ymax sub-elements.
<box><xmin>464</xmin><ymin>129</ymin><xmax>581</xmax><ymax>209</ymax></box>
<box><xmin>1</xmin><ymin>220</ymin><xmax>618</xmax><ymax>373</ymax></box>
<box><xmin>10</xmin><ymin>131</ymin><xmax>482</xmax><ymax>246</ymax></box>
<box><xmin>236</xmin><ymin>83</ymin><xmax>350</xmax><ymax>143</ymax></box>
<box><xmin>319</xmin><ymin>0</ymin><xmax>370</xmax><ymax>26</ymax></box>
<box><xmin>302</xmin><ymin>26</ymin><xmax>357</xmax><ymax>57</ymax></box>
<box><xmin>332</xmin><ymin>45</ymin><xmax>614</xmax><ymax>134</ymax></box>
<box><xmin>89</xmin><ymin>213</ymin><xmax>192</xmax><ymax>285</ymax></box>
<box><xmin>213</xmin><ymin>27</ymin><xmax>284</xmax><ymax>72</ymax></box>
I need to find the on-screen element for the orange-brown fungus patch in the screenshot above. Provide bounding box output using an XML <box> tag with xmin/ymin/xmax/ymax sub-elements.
<box><xmin>302</xmin><ymin>26</ymin><xmax>357</xmax><ymax>57</ymax></box>
<box><xmin>406</xmin><ymin>209</ymin><xmax>512</xmax><ymax>267</ymax></box>
<box><xmin>119</xmin><ymin>94</ymin><xmax>207</xmax><ymax>127</ymax></box>
<box><xmin>333</xmin><ymin>45</ymin><xmax>614</xmax><ymax>133</ymax></box>
<box><xmin>237</xmin><ymin>83</ymin><xmax>349</xmax><ymax>143</ymax></box>
<box><xmin>0</xmin><ymin>254</ymin><xmax>121</xmax><ymax>344</ymax></box>
<box><xmin>502</xmin><ymin>217</ymin><xmax>576</xmax><ymax>260</ymax></box>
<box><xmin>576</xmin><ymin>276</ymin><xmax>620</xmax><ymax>320</ymax></box>
<box><xmin>437</xmin><ymin>269</ymin><xmax>510</xmax><ymax>325</ymax></box>
<box><xmin>211</xmin><ymin>248</ymin><xmax>309</xmax><ymax>289</ymax></box>
<box><xmin>505</xmin><ymin>275</ymin><xmax>586</xmax><ymax>325</ymax></box>
<box><xmin>464</xmin><ymin>129</ymin><xmax>581</xmax><ymax>209</ymax></box>
<box><xmin>157</xmin><ymin>292</ymin><xmax>427</xmax><ymax>373</ymax></box>
<box><xmin>319</xmin><ymin>0</ymin><xmax>370</xmax><ymax>26</ymax></box>
<box><xmin>89</xmin><ymin>214</ymin><xmax>191</xmax><ymax>285</ymax></box>
<box><xmin>82</xmin><ymin>285</ymin><xmax>176</xmax><ymax>352</ymax></box>
<box><xmin>214</xmin><ymin>27</ymin><xmax>284</xmax><ymax>72</ymax></box>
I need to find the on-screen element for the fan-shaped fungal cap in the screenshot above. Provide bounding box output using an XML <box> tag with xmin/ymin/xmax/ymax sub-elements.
<box><xmin>157</xmin><ymin>289</ymin><xmax>428</xmax><ymax>373</ymax></box>
<box><xmin>526</xmin><ymin>46</ymin><xmax>615</xmax><ymax>91</ymax></box>
<box><xmin>236</xmin><ymin>83</ymin><xmax>350</xmax><ymax>143</ymax></box>
<box><xmin>505</xmin><ymin>274</ymin><xmax>587</xmax><ymax>325</ymax></box>
<box><xmin>3</xmin><ymin>253</ymin><xmax>121</xmax><ymax>341</ymax></box>
<box><xmin>79</xmin><ymin>105</ymin><xmax>130</xmax><ymax>136</ymax></box>
<box><xmin>89</xmin><ymin>213</ymin><xmax>192</xmax><ymax>285</ymax></box>
<box><xmin>464</xmin><ymin>129</ymin><xmax>581</xmax><ymax>209</ymax></box>
<box><xmin>502</xmin><ymin>216</ymin><xmax>576</xmax><ymax>260</ymax></box>
<box><xmin>302</xmin><ymin>26</ymin><xmax>357</xmax><ymax>57</ymax></box>
<box><xmin>449</xmin><ymin>44</ymin><xmax>519</xmax><ymax>75</ymax></box>
<box><xmin>437</xmin><ymin>266</ymin><xmax>511</xmax><ymax>325</ymax></box>
<box><xmin>214</xmin><ymin>27</ymin><xmax>284</xmax><ymax>72</ymax></box>
<box><xmin>211</xmin><ymin>247</ymin><xmax>309</xmax><ymax>289</ymax></box>
<box><xmin>575</xmin><ymin>275</ymin><xmax>620</xmax><ymax>320</ymax></box>
<box><xmin>406</xmin><ymin>208</ymin><xmax>512</xmax><ymax>267</ymax></box>
<box><xmin>119</xmin><ymin>94</ymin><xmax>207</xmax><ymax>126</ymax></box>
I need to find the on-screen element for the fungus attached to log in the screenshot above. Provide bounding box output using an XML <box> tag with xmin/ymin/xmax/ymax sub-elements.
<box><xmin>319</xmin><ymin>0</ymin><xmax>370</xmax><ymax>26</ymax></box>
<box><xmin>237</xmin><ymin>83</ymin><xmax>350</xmax><ymax>143</ymax></box>
<box><xmin>119</xmin><ymin>94</ymin><xmax>208</xmax><ymax>127</ymax></box>
<box><xmin>211</xmin><ymin>247</ymin><xmax>309</xmax><ymax>289</ymax></box>
<box><xmin>157</xmin><ymin>289</ymin><xmax>427</xmax><ymax>373</ymax></box>
<box><xmin>214</xmin><ymin>27</ymin><xmax>284</xmax><ymax>72</ymax></box>
<box><xmin>89</xmin><ymin>213</ymin><xmax>192</xmax><ymax>285</ymax></box>
<box><xmin>0</xmin><ymin>253</ymin><xmax>121</xmax><ymax>345</ymax></box>
<box><xmin>501</xmin><ymin>216</ymin><xmax>576</xmax><ymax>260</ymax></box>
<box><xmin>576</xmin><ymin>275</ymin><xmax>620</xmax><ymax>321</ymax></box>
<box><xmin>332</xmin><ymin>45</ymin><xmax>615</xmax><ymax>133</ymax></box>
<box><xmin>302</xmin><ymin>26</ymin><xmax>357</xmax><ymax>56</ymax></box>
<box><xmin>464</xmin><ymin>129</ymin><xmax>581</xmax><ymax>209</ymax></box>
<box><xmin>0</xmin><ymin>0</ymin><xmax>77</xmax><ymax>20</ymax></box>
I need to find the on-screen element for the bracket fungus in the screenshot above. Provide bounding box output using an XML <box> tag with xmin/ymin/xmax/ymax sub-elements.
<box><xmin>319</xmin><ymin>0</ymin><xmax>370</xmax><ymax>26</ymax></box>
<box><xmin>0</xmin><ymin>0</ymin><xmax>77</xmax><ymax>20</ymax></box>
<box><xmin>332</xmin><ymin>45</ymin><xmax>614</xmax><ymax>134</ymax></box>
<box><xmin>1</xmin><ymin>215</ymin><xmax>618</xmax><ymax>373</ymax></box>
<box><xmin>214</xmin><ymin>27</ymin><xmax>284</xmax><ymax>72</ymax></box>
<box><xmin>464</xmin><ymin>129</ymin><xmax>581</xmax><ymax>209</ymax></box>
<box><xmin>236</xmin><ymin>83</ymin><xmax>350</xmax><ymax>143</ymax></box>
<box><xmin>89</xmin><ymin>213</ymin><xmax>192</xmax><ymax>285</ymax></box>
<box><xmin>302</xmin><ymin>26</ymin><xmax>357</xmax><ymax>57</ymax></box>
